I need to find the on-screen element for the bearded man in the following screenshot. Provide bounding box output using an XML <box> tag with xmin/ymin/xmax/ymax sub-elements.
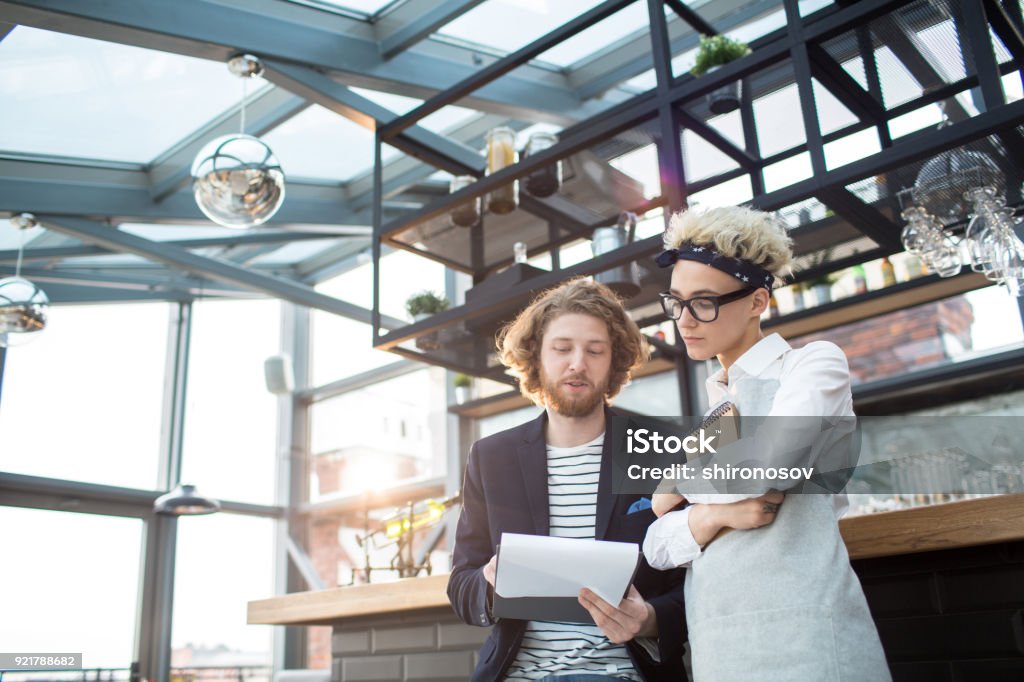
<box><xmin>447</xmin><ymin>278</ymin><xmax>688</xmax><ymax>682</ymax></box>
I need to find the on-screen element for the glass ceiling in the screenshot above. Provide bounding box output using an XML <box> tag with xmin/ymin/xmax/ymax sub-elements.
<box><xmin>436</xmin><ymin>0</ymin><xmax>607</xmax><ymax>60</ymax></box>
<box><xmin>286</xmin><ymin>0</ymin><xmax>400</xmax><ymax>16</ymax></box>
<box><xmin>3</xmin><ymin>0</ymin><xmax>1019</xmax><ymax>296</ymax></box>
<box><xmin>261</xmin><ymin>88</ymin><xmax>479</xmax><ymax>182</ymax></box>
<box><xmin>0</xmin><ymin>26</ymin><xmax>270</xmax><ymax>163</ymax></box>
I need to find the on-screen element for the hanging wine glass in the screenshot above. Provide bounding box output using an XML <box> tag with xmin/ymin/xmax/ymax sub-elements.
<box><xmin>928</xmin><ymin>235</ymin><xmax>963</xmax><ymax>278</ymax></box>
<box><xmin>1000</xmin><ymin>237</ymin><xmax>1024</xmax><ymax>297</ymax></box>
<box><xmin>964</xmin><ymin>187</ymin><xmax>999</xmax><ymax>273</ymax></box>
<box><xmin>900</xmin><ymin>206</ymin><xmax>934</xmax><ymax>253</ymax></box>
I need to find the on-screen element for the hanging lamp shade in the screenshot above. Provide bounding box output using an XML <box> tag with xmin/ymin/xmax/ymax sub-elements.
<box><xmin>191</xmin><ymin>134</ymin><xmax>285</xmax><ymax>228</ymax></box>
<box><xmin>0</xmin><ymin>276</ymin><xmax>48</xmax><ymax>348</ymax></box>
<box><xmin>154</xmin><ymin>483</ymin><xmax>221</xmax><ymax>516</ymax></box>
<box><xmin>1</xmin><ymin>213</ymin><xmax>48</xmax><ymax>348</ymax></box>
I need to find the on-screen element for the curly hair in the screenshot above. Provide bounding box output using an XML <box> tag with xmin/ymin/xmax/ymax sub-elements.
<box><xmin>664</xmin><ymin>206</ymin><xmax>794</xmax><ymax>285</ymax></box>
<box><xmin>496</xmin><ymin>278</ymin><xmax>649</xmax><ymax>406</ymax></box>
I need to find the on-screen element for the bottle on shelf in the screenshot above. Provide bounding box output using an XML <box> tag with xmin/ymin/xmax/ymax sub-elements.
<box><xmin>852</xmin><ymin>263</ymin><xmax>868</xmax><ymax>295</ymax></box>
<box><xmin>448</xmin><ymin>175</ymin><xmax>480</xmax><ymax>228</ymax></box>
<box><xmin>880</xmin><ymin>256</ymin><xmax>897</xmax><ymax>288</ymax></box>
<box><xmin>522</xmin><ymin>131</ymin><xmax>561</xmax><ymax>198</ymax></box>
<box><xmin>900</xmin><ymin>252</ymin><xmax>923</xmax><ymax>282</ymax></box>
<box><xmin>513</xmin><ymin>241</ymin><xmax>528</xmax><ymax>264</ymax></box>
<box><xmin>790</xmin><ymin>281</ymin><xmax>804</xmax><ymax>311</ymax></box>
<box><xmin>485</xmin><ymin>126</ymin><xmax>518</xmax><ymax>215</ymax></box>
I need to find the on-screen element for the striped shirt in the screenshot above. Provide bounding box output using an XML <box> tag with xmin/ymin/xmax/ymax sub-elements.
<box><xmin>503</xmin><ymin>432</ymin><xmax>641</xmax><ymax>681</ymax></box>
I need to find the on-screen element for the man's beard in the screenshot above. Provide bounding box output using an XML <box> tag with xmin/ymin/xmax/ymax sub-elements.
<box><xmin>540</xmin><ymin>369</ymin><xmax>607</xmax><ymax>418</ymax></box>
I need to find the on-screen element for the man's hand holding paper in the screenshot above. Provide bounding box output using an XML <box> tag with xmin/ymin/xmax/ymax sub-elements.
<box><xmin>491</xmin><ymin>532</ymin><xmax>644</xmax><ymax>627</ymax></box>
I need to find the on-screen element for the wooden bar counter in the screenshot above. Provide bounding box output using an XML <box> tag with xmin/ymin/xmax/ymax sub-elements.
<box><xmin>249</xmin><ymin>495</ymin><xmax>1024</xmax><ymax>681</ymax></box>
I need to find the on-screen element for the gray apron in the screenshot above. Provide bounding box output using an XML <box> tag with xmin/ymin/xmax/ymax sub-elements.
<box><xmin>684</xmin><ymin>349</ymin><xmax>891</xmax><ymax>681</ymax></box>
<box><xmin>684</xmin><ymin>491</ymin><xmax>890</xmax><ymax>681</ymax></box>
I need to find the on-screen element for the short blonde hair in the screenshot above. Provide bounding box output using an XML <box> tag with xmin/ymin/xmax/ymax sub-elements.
<box><xmin>664</xmin><ymin>206</ymin><xmax>794</xmax><ymax>283</ymax></box>
<box><xmin>497</xmin><ymin>278</ymin><xmax>649</xmax><ymax>406</ymax></box>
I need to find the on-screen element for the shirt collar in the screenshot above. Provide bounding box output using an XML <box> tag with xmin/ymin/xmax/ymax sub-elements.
<box><xmin>706</xmin><ymin>333</ymin><xmax>792</xmax><ymax>387</ymax></box>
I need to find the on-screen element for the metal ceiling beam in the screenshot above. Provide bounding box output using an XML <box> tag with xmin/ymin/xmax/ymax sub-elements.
<box><xmin>376</xmin><ymin>0</ymin><xmax>488</xmax><ymax>60</ymax></box>
<box><xmin>806</xmin><ymin>42</ymin><xmax>887</xmax><ymax>123</ymax></box>
<box><xmin>381</xmin><ymin>0</ymin><xmax>635</xmax><ymax>138</ymax></box>
<box><xmin>0</xmin><ymin>230</ymin><xmax>356</xmax><ymax>263</ymax></box>
<box><xmin>149</xmin><ymin>86</ymin><xmax>308</xmax><ymax>201</ymax></box>
<box><xmin>0</xmin><ymin>157</ymin><xmax>400</xmax><ymax>225</ymax></box>
<box><xmin>675</xmin><ymin>107</ymin><xmax>758</xmax><ymax>169</ymax></box>
<box><xmin>33</xmin><ymin>282</ymin><xmax>194</xmax><ymax>303</ymax></box>
<box><xmin>752</xmin><ymin>96</ymin><xmax>1024</xmax><ymax>210</ymax></box>
<box><xmin>664</xmin><ymin>0</ymin><xmax>717</xmax><ymax>36</ymax></box>
<box><xmin>984</xmin><ymin>0</ymin><xmax>1024</xmax><ymax>67</ymax></box>
<box><xmin>0</xmin><ymin>0</ymin><xmax>603</xmax><ymax>125</ymax></box>
<box><xmin>296</xmin><ymin>116</ymin><xmax>531</xmax><ymax>284</ymax></box>
<box><xmin>0</xmin><ymin>264</ymin><xmax>250</xmax><ymax>295</ymax></box>
<box><xmin>569</xmin><ymin>0</ymin><xmax>782</xmax><ymax>100</ymax></box>
<box><xmin>344</xmin><ymin>115</ymin><xmax>526</xmax><ymax>213</ymax></box>
<box><xmin>956</xmin><ymin>0</ymin><xmax>1006</xmax><ymax>112</ymax></box>
<box><xmin>870</xmin><ymin>12</ymin><xmax>973</xmax><ymax>122</ymax></box>
<box><xmin>263</xmin><ymin>60</ymin><xmax>485</xmax><ymax>176</ymax></box>
<box><xmin>875</xmin><ymin>6</ymin><xmax>1024</xmax><ymax>178</ymax></box>
<box><xmin>36</xmin><ymin>215</ymin><xmax>406</xmax><ymax>328</ymax></box>
<box><xmin>816</xmin><ymin>187</ymin><xmax>903</xmax><ymax>249</ymax></box>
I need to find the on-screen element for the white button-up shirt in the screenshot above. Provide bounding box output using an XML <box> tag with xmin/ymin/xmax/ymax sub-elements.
<box><xmin>642</xmin><ymin>333</ymin><xmax>853</xmax><ymax>569</ymax></box>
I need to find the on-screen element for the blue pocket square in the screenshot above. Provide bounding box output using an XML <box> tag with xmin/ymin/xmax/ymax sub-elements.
<box><xmin>627</xmin><ymin>497</ymin><xmax>652</xmax><ymax>514</ymax></box>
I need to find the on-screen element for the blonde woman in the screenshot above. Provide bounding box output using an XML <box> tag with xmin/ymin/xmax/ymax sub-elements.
<box><xmin>642</xmin><ymin>206</ymin><xmax>891</xmax><ymax>681</ymax></box>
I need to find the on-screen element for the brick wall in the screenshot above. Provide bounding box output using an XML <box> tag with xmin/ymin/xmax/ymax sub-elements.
<box><xmin>329</xmin><ymin>609</ymin><xmax>488</xmax><ymax>682</ymax></box>
<box><xmin>794</xmin><ymin>298</ymin><xmax>975</xmax><ymax>384</ymax></box>
<box><xmin>307</xmin><ymin>515</ymin><xmax>344</xmax><ymax>670</ymax></box>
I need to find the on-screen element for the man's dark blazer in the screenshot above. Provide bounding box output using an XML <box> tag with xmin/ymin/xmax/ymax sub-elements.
<box><xmin>447</xmin><ymin>404</ymin><xmax>688</xmax><ymax>681</ymax></box>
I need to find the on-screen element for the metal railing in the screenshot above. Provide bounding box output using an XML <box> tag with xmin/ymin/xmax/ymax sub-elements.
<box><xmin>0</xmin><ymin>667</ymin><xmax>271</xmax><ymax>682</ymax></box>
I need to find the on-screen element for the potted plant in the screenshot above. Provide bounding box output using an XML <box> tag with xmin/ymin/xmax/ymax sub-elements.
<box><xmin>453</xmin><ymin>372</ymin><xmax>473</xmax><ymax>405</ymax></box>
<box><xmin>406</xmin><ymin>290</ymin><xmax>449</xmax><ymax>350</ymax></box>
<box><xmin>802</xmin><ymin>247</ymin><xmax>835</xmax><ymax>306</ymax></box>
<box><xmin>691</xmin><ymin>34</ymin><xmax>751</xmax><ymax>115</ymax></box>
<box><xmin>405</xmin><ymin>290</ymin><xmax>449</xmax><ymax>322</ymax></box>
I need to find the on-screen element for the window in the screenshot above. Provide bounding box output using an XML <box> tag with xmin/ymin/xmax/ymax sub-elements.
<box><xmin>0</xmin><ymin>507</ymin><xmax>143</xmax><ymax>668</ymax></box>
<box><xmin>0</xmin><ymin>302</ymin><xmax>169</xmax><ymax>489</ymax></box>
<box><xmin>309</xmin><ymin>369</ymin><xmax>446</xmax><ymax>499</ymax></box>
<box><xmin>615</xmin><ymin>370</ymin><xmax>682</xmax><ymax>415</ymax></box>
<box><xmin>172</xmin><ymin>513</ymin><xmax>276</xmax><ymax>669</ymax></box>
<box><xmin>180</xmin><ymin>299</ymin><xmax>281</xmax><ymax>505</ymax></box>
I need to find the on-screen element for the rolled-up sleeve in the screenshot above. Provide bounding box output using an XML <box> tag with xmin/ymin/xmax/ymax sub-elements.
<box><xmin>642</xmin><ymin>506</ymin><xmax>703</xmax><ymax>570</ymax></box>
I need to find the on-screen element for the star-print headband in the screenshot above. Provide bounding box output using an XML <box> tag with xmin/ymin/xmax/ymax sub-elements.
<box><xmin>655</xmin><ymin>242</ymin><xmax>776</xmax><ymax>291</ymax></box>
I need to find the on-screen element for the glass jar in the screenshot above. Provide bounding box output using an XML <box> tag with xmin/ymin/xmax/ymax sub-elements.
<box><xmin>448</xmin><ymin>175</ymin><xmax>480</xmax><ymax>228</ymax></box>
<box><xmin>513</xmin><ymin>241</ymin><xmax>528</xmax><ymax>264</ymax></box>
<box><xmin>485</xmin><ymin>126</ymin><xmax>518</xmax><ymax>214</ymax></box>
<box><xmin>522</xmin><ymin>131</ymin><xmax>562</xmax><ymax>198</ymax></box>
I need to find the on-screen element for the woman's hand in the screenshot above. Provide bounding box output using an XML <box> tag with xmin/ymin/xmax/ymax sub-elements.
<box><xmin>687</xmin><ymin>491</ymin><xmax>785</xmax><ymax>546</ymax></box>
<box><xmin>652</xmin><ymin>492</ymin><xmax>685</xmax><ymax>517</ymax></box>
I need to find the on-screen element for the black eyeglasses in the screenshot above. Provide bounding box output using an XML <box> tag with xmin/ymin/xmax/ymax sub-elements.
<box><xmin>659</xmin><ymin>287</ymin><xmax>757</xmax><ymax>323</ymax></box>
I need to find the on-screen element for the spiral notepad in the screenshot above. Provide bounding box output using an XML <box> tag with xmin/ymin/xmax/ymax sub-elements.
<box><xmin>689</xmin><ymin>400</ymin><xmax>740</xmax><ymax>462</ymax></box>
<box><xmin>652</xmin><ymin>401</ymin><xmax>740</xmax><ymax>497</ymax></box>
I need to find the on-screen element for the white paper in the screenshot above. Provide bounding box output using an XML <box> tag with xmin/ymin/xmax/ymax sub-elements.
<box><xmin>494</xmin><ymin>532</ymin><xmax>640</xmax><ymax>606</ymax></box>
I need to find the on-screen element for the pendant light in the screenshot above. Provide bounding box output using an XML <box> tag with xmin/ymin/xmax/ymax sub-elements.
<box><xmin>191</xmin><ymin>55</ymin><xmax>285</xmax><ymax>229</ymax></box>
<box><xmin>0</xmin><ymin>213</ymin><xmax>49</xmax><ymax>348</ymax></box>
